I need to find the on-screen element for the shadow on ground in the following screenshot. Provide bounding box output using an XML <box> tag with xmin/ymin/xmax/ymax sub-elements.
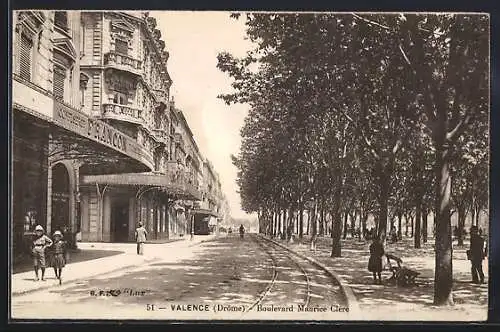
<box><xmin>275</xmin><ymin>235</ymin><xmax>487</xmax><ymax>310</ymax></box>
<box><xmin>45</xmin><ymin>237</ymin><xmax>278</xmax><ymax>308</ymax></box>
<box><xmin>13</xmin><ymin>249</ymin><xmax>124</xmax><ymax>274</ymax></box>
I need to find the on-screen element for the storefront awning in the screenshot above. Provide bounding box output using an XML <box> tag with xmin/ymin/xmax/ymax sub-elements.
<box><xmin>13</xmin><ymin>106</ymin><xmax>152</xmax><ymax>175</ymax></box>
<box><xmin>80</xmin><ymin>172</ymin><xmax>202</xmax><ymax>201</ymax></box>
<box><xmin>191</xmin><ymin>208</ymin><xmax>219</xmax><ymax>218</ymax></box>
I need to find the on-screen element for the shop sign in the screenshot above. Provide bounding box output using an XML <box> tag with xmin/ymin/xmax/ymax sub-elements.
<box><xmin>53</xmin><ymin>101</ymin><xmax>153</xmax><ymax>167</ymax></box>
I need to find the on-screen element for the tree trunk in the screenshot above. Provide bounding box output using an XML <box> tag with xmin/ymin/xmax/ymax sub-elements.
<box><xmin>310</xmin><ymin>204</ymin><xmax>317</xmax><ymax>250</ymax></box>
<box><xmin>433</xmin><ymin>143</ymin><xmax>454</xmax><ymax>306</ymax></box>
<box><xmin>422</xmin><ymin>209</ymin><xmax>428</xmax><ymax>243</ymax></box>
<box><xmin>299</xmin><ymin>206</ymin><xmax>304</xmax><ymax>239</ymax></box>
<box><xmin>457</xmin><ymin>206</ymin><xmax>466</xmax><ymax>247</ymax></box>
<box><xmin>397</xmin><ymin>212</ymin><xmax>403</xmax><ymax>240</ymax></box>
<box><xmin>410</xmin><ymin>215</ymin><xmax>414</xmax><ymax>237</ymax></box>
<box><xmin>377</xmin><ymin>169</ymin><xmax>390</xmax><ymax>242</ymax></box>
<box><xmin>415</xmin><ymin>201</ymin><xmax>422</xmax><ymax>249</ymax></box>
<box><xmin>350</xmin><ymin>212</ymin><xmax>356</xmax><ymax>238</ymax></box>
<box><xmin>319</xmin><ymin>203</ymin><xmax>325</xmax><ymax>236</ymax></box>
<box><xmin>475</xmin><ymin>207</ymin><xmax>480</xmax><ymax>227</ymax></box>
<box><xmin>331</xmin><ymin>188</ymin><xmax>342</xmax><ymax>257</ymax></box>
<box><xmin>306</xmin><ymin>210</ymin><xmax>310</xmax><ymax>235</ymax></box>
<box><xmin>362</xmin><ymin>213</ymin><xmax>368</xmax><ymax>239</ymax></box>
<box><xmin>405</xmin><ymin>214</ymin><xmax>409</xmax><ymax>237</ymax></box>
<box><xmin>342</xmin><ymin>212</ymin><xmax>348</xmax><ymax>239</ymax></box>
<box><xmin>282</xmin><ymin>209</ymin><xmax>287</xmax><ymax>240</ymax></box>
<box><xmin>277</xmin><ymin>211</ymin><xmax>282</xmax><ymax>238</ymax></box>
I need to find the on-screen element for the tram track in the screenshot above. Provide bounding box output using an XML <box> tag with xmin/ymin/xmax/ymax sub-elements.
<box><xmin>248</xmin><ymin>234</ymin><xmax>346</xmax><ymax>312</ymax></box>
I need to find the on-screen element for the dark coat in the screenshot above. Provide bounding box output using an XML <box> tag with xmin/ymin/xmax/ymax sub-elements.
<box><xmin>368</xmin><ymin>241</ymin><xmax>385</xmax><ymax>273</ymax></box>
<box><xmin>469</xmin><ymin>234</ymin><xmax>486</xmax><ymax>261</ymax></box>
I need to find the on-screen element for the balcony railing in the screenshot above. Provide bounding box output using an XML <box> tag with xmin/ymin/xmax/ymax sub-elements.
<box><xmin>153</xmin><ymin>89</ymin><xmax>169</xmax><ymax>104</ymax></box>
<box><xmin>104</xmin><ymin>51</ymin><xmax>143</xmax><ymax>75</ymax></box>
<box><xmin>102</xmin><ymin>103</ymin><xmax>144</xmax><ymax>125</ymax></box>
<box><xmin>152</xmin><ymin>128</ymin><xmax>168</xmax><ymax>143</ymax></box>
<box><xmin>165</xmin><ymin>165</ymin><xmax>201</xmax><ymax>200</ymax></box>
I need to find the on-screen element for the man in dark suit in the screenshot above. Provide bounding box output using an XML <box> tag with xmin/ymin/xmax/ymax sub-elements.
<box><xmin>468</xmin><ymin>226</ymin><xmax>486</xmax><ymax>284</ymax></box>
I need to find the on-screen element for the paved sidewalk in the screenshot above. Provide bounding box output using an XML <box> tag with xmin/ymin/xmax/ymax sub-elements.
<box><xmin>271</xmin><ymin>235</ymin><xmax>488</xmax><ymax>321</ymax></box>
<box><xmin>11</xmin><ymin>235</ymin><xmax>215</xmax><ymax>296</ymax></box>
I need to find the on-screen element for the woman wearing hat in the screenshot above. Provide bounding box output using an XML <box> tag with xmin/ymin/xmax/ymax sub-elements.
<box><xmin>51</xmin><ymin>230</ymin><xmax>67</xmax><ymax>285</ymax></box>
<box><xmin>31</xmin><ymin>225</ymin><xmax>53</xmax><ymax>281</ymax></box>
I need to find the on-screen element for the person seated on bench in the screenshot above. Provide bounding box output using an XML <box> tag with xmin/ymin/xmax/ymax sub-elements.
<box><xmin>385</xmin><ymin>253</ymin><xmax>420</xmax><ymax>287</ymax></box>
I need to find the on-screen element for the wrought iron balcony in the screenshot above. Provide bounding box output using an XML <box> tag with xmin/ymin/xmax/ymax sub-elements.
<box><xmin>104</xmin><ymin>51</ymin><xmax>143</xmax><ymax>76</ymax></box>
<box><xmin>102</xmin><ymin>103</ymin><xmax>144</xmax><ymax>125</ymax></box>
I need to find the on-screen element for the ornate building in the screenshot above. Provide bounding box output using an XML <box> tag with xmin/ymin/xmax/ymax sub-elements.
<box><xmin>12</xmin><ymin>10</ymin><xmax>229</xmax><ymax>250</ymax></box>
<box><xmin>12</xmin><ymin>10</ymin><xmax>153</xmax><ymax>259</ymax></box>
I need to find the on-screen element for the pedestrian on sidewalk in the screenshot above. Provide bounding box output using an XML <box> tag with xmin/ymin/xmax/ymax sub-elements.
<box><xmin>50</xmin><ymin>230</ymin><xmax>67</xmax><ymax>285</ymax></box>
<box><xmin>135</xmin><ymin>222</ymin><xmax>147</xmax><ymax>255</ymax></box>
<box><xmin>467</xmin><ymin>226</ymin><xmax>486</xmax><ymax>284</ymax></box>
<box><xmin>31</xmin><ymin>225</ymin><xmax>53</xmax><ymax>281</ymax></box>
<box><xmin>368</xmin><ymin>237</ymin><xmax>385</xmax><ymax>284</ymax></box>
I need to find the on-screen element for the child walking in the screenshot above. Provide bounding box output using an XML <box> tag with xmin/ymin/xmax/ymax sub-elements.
<box><xmin>51</xmin><ymin>230</ymin><xmax>67</xmax><ymax>285</ymax></box>
<box><xmin>31</xmin><ymin>225</ymin><xmax>53</xmax><ymax>281</ymax></box>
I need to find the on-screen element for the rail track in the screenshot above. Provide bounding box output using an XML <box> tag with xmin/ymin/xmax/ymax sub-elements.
<box><xmin>247</xmin><ymin>234</ymin><xmax>346</xmax><ymax>312</ymax></box>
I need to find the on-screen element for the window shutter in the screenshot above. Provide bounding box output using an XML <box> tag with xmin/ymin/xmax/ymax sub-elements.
<box><xmin>53</xmin><ymin>66</ymin><xmax>66</xmax><ymax>101</ymax></box>
<box><xmin>19</xmin><ymin>34</ymin><xmax>32</xmax><ymax>81</ymax></box>
<box><xmin>115</xmin><ymin>39</ymin><xmax>128</xmax><ymax>55</ymax></box>
<box><xmin>54</xmin><ymin>11</ymin><xmax>68</xmax><ymax>32</ymax></box>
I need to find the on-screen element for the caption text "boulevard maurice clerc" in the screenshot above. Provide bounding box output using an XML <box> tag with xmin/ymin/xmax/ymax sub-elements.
<box><xmin>147</xmin><ymin>304</ymin><xmax>349</xmax><ymax>313</ymax></box>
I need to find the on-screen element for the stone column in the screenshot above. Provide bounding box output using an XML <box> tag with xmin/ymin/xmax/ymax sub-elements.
<box><xmin>102</xmin><ymin>193</ymin><xmax>111</xmax><ymax>242</ymax></box>
<box><xmin>129</xmin><ymin>196</ymin><xmax>136</xmax><ymax>241</ymax></box>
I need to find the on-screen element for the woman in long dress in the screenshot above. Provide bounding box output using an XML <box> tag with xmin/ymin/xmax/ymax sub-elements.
<box><xmin>368</xmin><ymin>237</ymin><xmax>385</xmax><ymax>284</ymax></box>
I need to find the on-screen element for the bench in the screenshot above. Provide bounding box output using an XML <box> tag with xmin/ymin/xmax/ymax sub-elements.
<box><xmin>385</xmin><ymin>253</ymin><xmax>420</xmax><ymax>287</ymax></box>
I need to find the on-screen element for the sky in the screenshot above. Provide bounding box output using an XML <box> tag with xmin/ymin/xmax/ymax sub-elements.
<box><xmin>152</xmin><ymin>11</ymin><xmax>255</xmax><ymax>219</ymax></box>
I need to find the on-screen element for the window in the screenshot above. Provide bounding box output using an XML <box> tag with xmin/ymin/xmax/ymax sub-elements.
<box><xmin>19</xmin><ymin>33</ymin><xmax>33</xmax><ymax>81</ymax></box>
<box><xmin>113</xmin><ymin>92</ymin><xmax>128</xmax><ymax>105</ymax></box>
<box><xmin>54</xmin><ymin>11</ymin><xmax>68</xmax><ymax>32</ymax></box>
<box><xmin>53</xmin><ymin>65</ymin><xmax>66</xmax><ymax>101</ymax></box>
<box><xmin>115</xmin><ymin>39</ymin><xmax>128</xmax><ymax>55</ymax></box>
<box><xmin>79</xmin><ymin>74</ymin><xmax>88</xmax><ymax>108</ymax></box>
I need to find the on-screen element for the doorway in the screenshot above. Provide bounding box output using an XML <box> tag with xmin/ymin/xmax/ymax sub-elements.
<box><xmin>111</xmin><ymin>199</ymin><xmax>129</xmax><ymax>242</ymax></box>
<box><xmin>51</xmin><ymin>163</ymin><xmax>70</xmax><ymax>234</ymax></box>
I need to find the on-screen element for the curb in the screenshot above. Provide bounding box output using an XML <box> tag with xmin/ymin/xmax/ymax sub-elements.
<box><xmin>257</xmin><ymin>234</ymin><xmax>361</xmax><ymax>317</ymax></box>
<box><xmin>12</xmin><ymin>255</ymin><xmax>159</xmax><ymax>297</ymax></box>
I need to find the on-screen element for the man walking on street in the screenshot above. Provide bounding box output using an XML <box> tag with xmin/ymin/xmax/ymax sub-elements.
<box><xmin>135</xmin><ymin>222</ymin><xmax>147</xmax><ymax>255</ymax></box>
<box><xmin>468</xmin><ymin>225</ymin><xmax>486</xmax><ymax>284</ymax></box>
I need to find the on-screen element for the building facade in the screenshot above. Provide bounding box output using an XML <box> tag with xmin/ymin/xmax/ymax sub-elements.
<box><xmin>12</xmin><ymin>10</ymin><xmax>229</xmax><ymax>254</ymax></box>
<box><xmin>12</xmin><ymin>11</ymin><xmax>154</xmax><ymax>260</ymax></box>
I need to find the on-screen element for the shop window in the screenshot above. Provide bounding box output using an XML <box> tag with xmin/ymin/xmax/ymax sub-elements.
<box><xmin>115</xmin><ymin>39</ymin><xmax>128</xmax><ymax>55</ymax></box>
<box><xmin>54</xmin><ymin>11</ymin><xmax>68</xmax><ymax>32</ymax></box>
<box><xmin>19</xmin><ymin>33</ymin><xmax>33</xmax><ymax>81</ymax></box>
